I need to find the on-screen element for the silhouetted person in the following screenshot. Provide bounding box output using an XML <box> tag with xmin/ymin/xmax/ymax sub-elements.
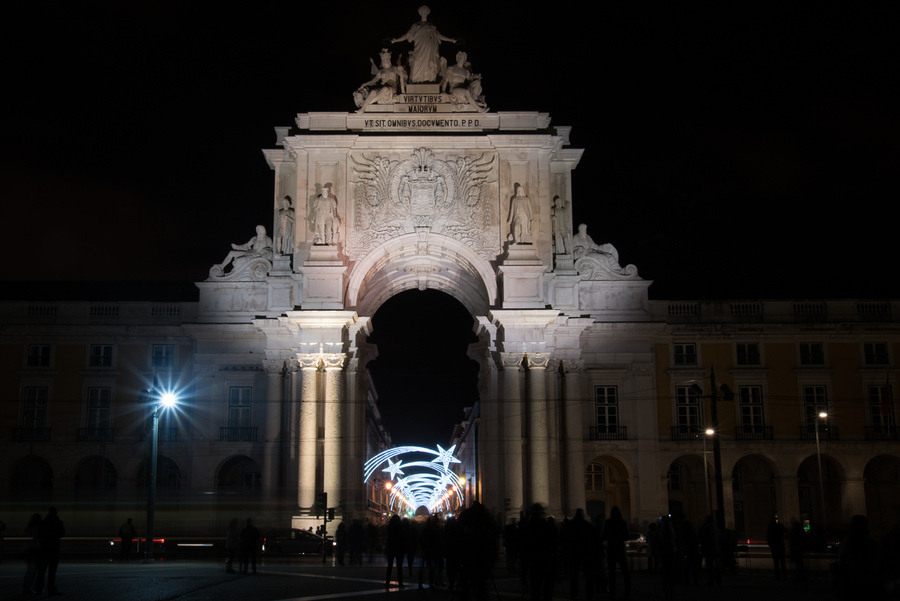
<box><xmin>239</xmin><ymin>518</ymin><xmax>260</xmax><ymax>574</ymax></box>
<box><xmin>35</xmin><ymin>506</ymin><xmax>65</xmax><ymax>596</ymax></box>
<box><xmin>646</xmin><ymin>521</ymin><xmax>661</xmax><ymax>573</ymax></box>
<box><xmin>766</xmin><ymin>514</ymin><xmax>787</xmax><ymax>579</ymax></box>
<box><xmin>23</xmin><ymin>513</ymin><xmax>41</xmax><ymax>595</ymax></box>
<box><xmin>403</xmin><ymin>518</ymin><xmax>417</xmax><ymax>577</ymax></box>
<box><xmin>457</xmin><ymin>501</ymin><xmax>498</xmax><ymax>601</ymax></box>
<box><xmin>658</xmin><ymin>516</ymin><xmax>677</xmax><ymax>598</ymax></box>
<box><xmin>384</xmin><ymin>514</ymin><xmax>405</xmax><ymax>587</ymax></box>
<box><xmin>835</xmin><ymin>515</ymin><xmax>885</xmax><ymax>600</ymax></box>
<box><xmin>522</xmin><ymin>504</ymin><xmax>557</xmax><ymax>601</ymax></box>
<box><xmin>348</xmin><ymin>519</ymin><xmax>364</xmax><ymax>565</ymax></box>
<box><xmin>698</xmin><ymin>515</ymin><xmax>720</xmax><ymax>585</ymax></box>
<box><xmin>225</xmin><ymin>518</ymin><xmax>238</xmax><ymax>573</ymax></box>
<box><xmin>335</xmin><ymin>521</ymin><xmax>347</xmax><ymax>566</ymax></box>
<box><xmin>118</xmin><ymin>518</ymin><xmax>136</xmax><ymax>560</ymax></box>
<box><xmin>679</xmin><ymin>520</ymin><xmax>700</xmax><ymax>586</ymax></box>
<box><xmin>601</xmin><ymin>505</ymin><xmax>630</xmax><ymax>600</ymax></box>
<box><xmin>418</xmin><ymin>514</ymin><xmax>443</xmax><ymax>588</ymax></box>
<box><xmin>564</xmin><ymin>508</ymin><xmax>595</xmax><ymax>599</ymax></box>
<box><xmin>788</xmin><ymin>518</ymin><xmax>805</xmax><ymax>581</ymax></box>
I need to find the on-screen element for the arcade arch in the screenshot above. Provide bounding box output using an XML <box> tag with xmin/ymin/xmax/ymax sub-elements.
<box><xmin>731</xmin><ymin>454</ymin><xmax>778</xmax><ymax>539</ymax></box>
<box><xmin>797</xmin><ymin>453</ymin><xmax>843</xmax><ymax>536</ymax></box>
<box><xmin>585</xmin><ymin>455</ymin><xmax>632</xmax><ymax>524</ymax></box>
<box><xmin>864</xmin><ymin>454</ymin><xmax>900</xmax><ymax>536</ymax></box>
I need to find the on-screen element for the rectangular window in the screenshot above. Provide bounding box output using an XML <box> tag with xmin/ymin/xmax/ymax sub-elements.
<box><xmin>674</xmin><ymin>343</ymin><xmax>697</xmax><ymax>366</ymax></box>
<box><xmin>27</xmin><ymin>344</ymin><xmax>51</xmax><ymax>367</ymax></box>
<box><xmin>739</xmin><ymin>385</ymin><xmax>765</xmax><ymax>432</ymax></box>
<box><xmin>736</xmin><ymin>343</ymin><xmax>761</xmax><ymax>365</ymax></box>
<box><xmin>868</xmin><ymin>385</ymin><xmax>894</xmax><ymax>430</ymax></box>
<box><xmin>864</xmin><ymin>343</ymin><xmax>889</xmax><ymax>365</ymax></box>
<box><xmin>228</xmin><ymin>387</ymin><xmax>253</xmax><ymax>427</ymax></box>
<box><xmin>803</xmin><ymin>385</ymin><xmax>828</xmax><ymax>430</ymax></box>
<box><xmin>152</xmin><ymin>344</ymin><xmax>175</xmax><ymax>368</ymax></box>
<box><xmin>89</xmin><ymin>344</ymin><xmax>113</xmax><ymax>367</ymax></box>
<box><xmin>23</xmin><ymin>387</ymin><xmax>49</xmax><ymax>428</ymax></box>
<box><xmin>86</xmin><ymin>387</ymin><xmax>111</xmax><ymax>428</ymax></box>
<box><xmin>675</xmin><ymin>385</ymin><xmax>701</xmax><ymax>434</ymax></box>
<box><xmin>799</xmin><ymin>343</ymin><xmax>825</xmax><ymax>365</ymax></box>
<box><xmin>594</xmin><ymin>386</ymin><xmax>618</xmax><ymax>434</ymax></box>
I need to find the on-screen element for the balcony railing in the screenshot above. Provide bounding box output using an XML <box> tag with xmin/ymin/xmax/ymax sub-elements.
<box><xmin>12</xmin><ymin>427</ymin><xmax>51</xmax><ymax>442</ymax></box>
<box><xmin>800</xmin><ymin>425</ymin><xmax>839</xmax><ymax>441</ymax></box>
<box><xmin>588</xmin><ymin>425</ymin><xmax>627</xmax><ymax>441</ymax></box>
<box><xmin>669</xmin><ymin>426</ymin><xmax>705</xmax><ymax>441</ymax></box>
<box><xmin>219</xmin><ymin>427</ymin><xmax>258</xmax><ymax>442</ymax></box>
<box><xmin>77</xmin><ymin>427</ymin><xmax>115</xmax><ymax>442</ymax></box>
<box><xmin>865</xmin><ymin>426</ymin><xmax>900</xmax><ymax>441</ymax></box>
<box><xmin>139</xmin><ymin>427</ymin><xmax>178</xmax><ymax>442</ymax></box>
<box><xmin>735</xmin><ymin>425</ymin><xmax>774</xmax><ymax>441</ymax></box>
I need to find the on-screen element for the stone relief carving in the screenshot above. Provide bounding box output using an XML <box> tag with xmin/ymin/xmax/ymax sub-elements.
<box><xmin>348</xmin><ymin>148</ymin><xmax>499</xmax><ymax>261</ymax></box>
<box><xmin>551</xmin><ymin>195</ymin><xmax>571</xmax><ymax>255</ymax></box>
<box><xmin>208</xmin><ymin>225</ymin><xmax>273</xmax><ymax>281</ymax></box>
<box><xmin>440</xmin><ymin>52</ymin><xmax>488</xmax><ymax>113</ymax></box>
<box><xmin>354</xmin><ymin>49</ymin><xmax>407</xmax><ymax>112</ymax></box>
<box><xmin>309</xmin><ymin>183</ymin><xmax>341</xmax><ymax>245</ymax></box>
<box><xmin>572</xmin><ymin>223</ymin><xmax>640</xmax><ymax>281</ymax></box>
<box><xmin>275</xmin><ymin>196</ymin><xmax>294</xmax><ymax>255</ymax></box>
<box><xmin>391</xmin><ymin>5</ymin><xmax>456</xmax><ymax>83</ymax></box>
<box><xmin>506</xmin><ymin>183</ymin><xmax>533</xmax><ymax>244</ymax></box>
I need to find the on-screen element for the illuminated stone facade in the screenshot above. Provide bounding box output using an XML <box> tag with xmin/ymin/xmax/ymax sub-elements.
<box><xmin>1</xmin><ymin>9</ymin><xmax>898</xmax><ymax>543</ymax></box>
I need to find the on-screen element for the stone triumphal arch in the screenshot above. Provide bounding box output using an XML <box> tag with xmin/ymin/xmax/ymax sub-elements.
<box><xmin>194</xmin><ymin>7</ymin><xmax>659</xmax><ymax>529</ymax></box>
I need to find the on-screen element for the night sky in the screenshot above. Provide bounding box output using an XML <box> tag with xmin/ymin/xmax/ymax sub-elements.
<box><xmin>3</xmin><ymin>3</ymin><xmax>898</xmax><ymax>444</ymax></box>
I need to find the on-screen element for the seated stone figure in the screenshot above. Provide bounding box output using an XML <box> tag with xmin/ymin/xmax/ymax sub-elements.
<box><xmin>354</xmin><ymin>49</ymin><xmax>407</xmax><ymax>112</ymax></box>
<box><xmin>210</xmin><ymin>225</ymin><xmax>273</xmax><ymax>279</ymax></box>
<box><xmin>572</xmin><ymin>223</ymin><xmax>640</xmax><ymax>280</ymax></box>
<box><xmin>440</xmin><ymin>51</ymin><xmax>488</xmax><ymax>112</ymax></box>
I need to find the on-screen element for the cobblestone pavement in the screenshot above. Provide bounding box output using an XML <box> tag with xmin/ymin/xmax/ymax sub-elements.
<box><xmin>0</xmin><ymin>557</ymin><xmax>837</xmax><ymax>601</ymax></box>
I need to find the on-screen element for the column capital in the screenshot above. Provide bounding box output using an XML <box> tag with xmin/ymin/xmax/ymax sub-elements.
<box><xmin>500</xmin><ymin>352</ymin><xmax>525</xmax><ymax>369</ymax></box>
<box><xmin>322</xmin><ymin>352</ymin><xmax>346</xmax><ymax>370</ymax></box>
<box><xmin>525</xmin><ymin>352</ymin><xmax>551</xmax><ymax>370</ymax></box>
<box><xmin>296</xmin><ymin>353</ymin><xmax>321</xmax><ymax>370</ymax></box>
<box><xmin>561</xmin><ymin>359</ymin><xmax>584</xmax><ymax>374</ymax></box>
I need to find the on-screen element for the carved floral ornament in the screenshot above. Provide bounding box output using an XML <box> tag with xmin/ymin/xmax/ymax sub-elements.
<box><xmin>348</xmin><ymin>148</ymin><xmax>499</xmax><ymax>262</ymax></box>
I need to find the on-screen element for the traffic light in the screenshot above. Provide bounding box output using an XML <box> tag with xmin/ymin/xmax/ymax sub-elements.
<box><xmin>316</xmin><ymin>491</ymin><xmax>328</xmax><ymax>515</ymax></box>
<box><xmin>327</xmin><ymin>508</ymin><xmax>335</xmax><ymax>522</ymax></box>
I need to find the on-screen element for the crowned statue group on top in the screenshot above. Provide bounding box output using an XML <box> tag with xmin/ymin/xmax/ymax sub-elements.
<box><xmin>353</xmin><ymin>5</ymin><xmax>488</xmax><ymax>113</ymax></box>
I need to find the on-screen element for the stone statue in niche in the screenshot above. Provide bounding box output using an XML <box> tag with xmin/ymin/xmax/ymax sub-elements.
<box><xmin>275</xmin><ymin>196</ymin><xmax>294</xmax><ymax>255</ymax></box>
<box><xmin>354</xmin><ymin>48</ymin><xmax>407</xmax><ymax>112</ymax></box>
<box><xmin>391</xmin><ymin>5</ymin><xmax>456</xmax><ymax>83</ymax></box>
<box><xmin>572</xmin><ymin>223</ymin><xmax>640</xmax><ymax>280</ymax></box>
<box><xmin>507</xmin><ymin>183</ymin><xmax>533</xmax><ymax>244</ymax></box>
<box><xmin>310</xmin><ymin>183</ymin><xmax>340</xmax><ymax>245</ymax></box>
<box><xmin>209</xmin><ymin>225</ymin><xmax>273</xmax><ymax>280</ymax></box>
<box><xmin>551</xmin><ymin>195</ymin><xmax>571</xmax><ymax>254</ymax></box>
<box><xmin>440</xmin><ymin>51</ymin><xmax>488</xmax><ymax>113</ymax></box>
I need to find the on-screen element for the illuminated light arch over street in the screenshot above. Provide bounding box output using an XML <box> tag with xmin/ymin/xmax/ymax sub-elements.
<box><xmin>364</xmin><ymin>445</ymin><xmax>463</xmax><ymax>514</ymax></box>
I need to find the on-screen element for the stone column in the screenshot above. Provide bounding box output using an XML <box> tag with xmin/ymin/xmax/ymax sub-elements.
<box><xmin>526</xmin><ymin>352</ymin><xmax>551</xmax><ymax>506</ymax></box>
<box><xmin>775</xmin><ymin>477</ymin><xmax>800</xmax><ymax>521</ymax></box>
<box><xmin>562</xmin><ymin>359</ymin><xmax>586</xmax><ymax>515</ymax></box>
<box><xmin>297</xmin><ymin>354</ymin><xmax>320</xmax><ymax>510</ymax></box>
<box><xmin>501</xmin><ymin>352</ymin><xmax>525</xmax><ymax>516</ymax></box>
<box><xmin>722</xmin><ymin>476</ymin><xmax>736</xmax><ymax>531</ymax></box>
<box><xmin>841</xmin><ymin>476</ymin><xmax>867</xmax><ymax>522</ymax></box>
<box><xmin>322</xmin><ymin>353</ymin><xmax>345</xmax><ymax>505</ymax></box>
<box><xmin>262</xmin><ymin>360</ymin><xmax>285</xmax><ymax>493</ymax></box>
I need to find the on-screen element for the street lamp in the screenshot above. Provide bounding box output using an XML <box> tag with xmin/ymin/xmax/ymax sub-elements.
<box><xmin>703</xmin><ymin>428</ymin><xmax>714</xmax><ymax>516</ymax></box>
<box><xmin>142</xmin><ymin>389</ymin><xmax>178</xmax><ymax>561</ymax></box>
<box><xmin>689</xmin><ymin>366</ymin><xmax>734</xmax><ymax>531</ymax></box>
<box><xmin>814</xmin><ymin>411</ymin><xmax>828</xmax><ymax>538</ymax></box>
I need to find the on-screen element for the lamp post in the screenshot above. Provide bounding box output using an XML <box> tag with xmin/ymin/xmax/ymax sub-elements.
<box><xmin>814</xmin><ymin>411</ymin><xmax>828</xmax><ymax>538</ymax></box>
<box><xmin>143</xmin><ymin>390</ymin><xmax>177</xmax><ymax>561</ymax></box>
<box><xmin>689</xmin><ymin>366</ymin><xmax>733</xmax><ymax>531</ymax></box>
<box><xmin>703</xmin><ymin>428</ymin><xmax>714</xmax><ymax>516</ymax></box>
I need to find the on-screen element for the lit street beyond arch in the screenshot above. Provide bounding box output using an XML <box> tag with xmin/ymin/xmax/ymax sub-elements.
<box><xmin>364</xmin><ymin>445</ymin><xmax>463</xmax><ymax>514</ymax></box>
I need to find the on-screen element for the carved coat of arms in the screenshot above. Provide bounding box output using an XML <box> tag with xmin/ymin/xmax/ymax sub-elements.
<box><xmin>347</xmin><ymin>148</ymin><xmax>499</xmax><ymax>261</ymax></box>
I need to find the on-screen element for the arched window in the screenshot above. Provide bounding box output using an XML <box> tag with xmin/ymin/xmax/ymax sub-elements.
<box><xmin>585</xmin><ymin>462</ymin><xmax>605</xmax><ymax>491</ymax></box>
